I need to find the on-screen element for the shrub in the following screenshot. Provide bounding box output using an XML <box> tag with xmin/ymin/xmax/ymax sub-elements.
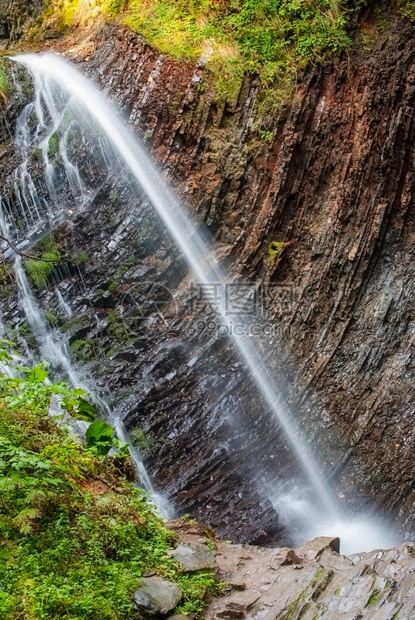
<box><xmin>0</xmin><ymin>346</ymin><xmax>222</xmax><ymax>619</ymax></box>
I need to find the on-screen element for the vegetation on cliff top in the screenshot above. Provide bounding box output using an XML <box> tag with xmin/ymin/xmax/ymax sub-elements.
<box><xmin>43</xmin><ymin>0</ymin><xmax>355</xmax><ymax>102</ymax></box>
<box><xmin>0</xmin><ymin>343</ymin><xmax>220</xmax><ymax>619</ymax></box>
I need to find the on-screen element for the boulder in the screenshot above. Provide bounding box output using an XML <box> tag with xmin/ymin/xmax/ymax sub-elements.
<box><xmin>168</xmin><ymin>543</ymin><xmax>217</xmax><ymax>572</ymax></box>
<box><xmin>133</xmin><ymin>576</ymin><xmax>182</xmax><ymax>615</ymax></box>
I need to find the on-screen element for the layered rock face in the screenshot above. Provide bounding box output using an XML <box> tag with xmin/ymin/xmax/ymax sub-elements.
<box><xmin>0</xmin><ymin>0</ymin><xmax>44</xmax><ymax>42</ymax></box>
<box><xmin>75</xmin><ymin>18</ymin><xmax>415</xmax><ymax>535</ymax></box>
<box><xmin>1</xmin><ymin>12</ymin><xmax>415</xmax><ymax>545</ymax></box>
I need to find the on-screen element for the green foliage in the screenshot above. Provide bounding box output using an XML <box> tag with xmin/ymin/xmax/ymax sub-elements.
<box><xmin>124</xmin><ymin>0</ymin><xmax>353</xmax><ymax>104</ymax></box>
<box><xmin>71</xmin><ymin>250</ymin><xmax>89</xmax><ymax>267</ymax></box>
<box><xmin>0</xmin><ymin>347</ymin><xmax>221</xmax><ymax>619</ymax></box>
<box><xmin>0</xmin><ymin>266</ymin><xmax>12</xmax><ymax>300</ymax></box>
<box><xmin>69</xmin><ymin>338</ymin><xmax>94</xmax><ymax>360</ymax></box>
<box><xmin>130</xmin><ymin>427</ymin><xmax>162</xmax><ymax>453</ymax></box>
<box><xmin>398</xmin><ymin>0</ymin><xmax>415</xmax><ymax>20</ymax></box>
<box><xmin>0</xmin><ymin>60</ymin><xmax>9</xmax><ymax>105</ymax></box>
<box><xmin>107</xmin><ymin>309</ymin><xmax>130</xmax><ymax>342</ymax></box>
<box><xmin>361</xmin><ymin>29</ymin><xmax>375</xmax><ymax>51</ymax></box>
<box><xmin>25</xmin><ymin>236</ymin><xmax>61</xmax><ymax>289</ymax></box>
<box><xmin>268</xmin><ymin>240</ymin><xmax>285</xmax><ymax>260</ymax></box>
<box><xmin>260</xmin><ymin>129</ymin><xmax>274</xmax><ymax>143</ymax></box>
<box><xmin>45</xmin><ymin>308</ymin><xmax>58</xmax><ymax>325</ymax></box>
<box><xmin>104</xmin><ymin>0</ymin><xmax>128</xmax><ymax>15</ymax></box>
<box><xmin>85</xmin><ymin>420</ymin><xmax>114</xmax><ymax>455</ymax></box>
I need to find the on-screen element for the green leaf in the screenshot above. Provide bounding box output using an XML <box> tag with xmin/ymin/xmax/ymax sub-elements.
<box><xmin>26</xmin><ymin>366</ymin><xmax>49</xmax><ymax>383</ymax></box>
<box><xmin>76</xmin><ymin>398</ymin><xmax>97</xmax><ymax>422</ymax></box>
<box><xmin>112</xmin><ymin>438</ymin><xmax>130</xmax><ymax>458</ymax></box>
<box><xmin>86</xmin><ymin>421</ymin><xmax>114</xmax><ymax>455</ymax></box>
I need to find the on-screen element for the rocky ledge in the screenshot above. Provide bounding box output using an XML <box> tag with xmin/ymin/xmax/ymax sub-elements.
<box><xmin>168</xmin><ymin>521</ymin><xmax>415</xmax><ymax>619</ymax></box>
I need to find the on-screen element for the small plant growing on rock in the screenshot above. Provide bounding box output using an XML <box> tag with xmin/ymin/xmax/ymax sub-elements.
<box><xmin>260</xmin><ymin>129</ymin><xmax>274</xmax><ymax>144</ymax></box>
<box><xmin>25</xmin><ymin>236</ymin><xmax>61</xmax><ymax>289</ymax></box>
<box><xmin>268</xmin><ymin>241</ymin><xmax>285</xmax><ymax>261</ymax></box>
<box><xmin>71</xmin><ymin>250</ymin><xmax>89</xmax><ymax>267</ymax></box>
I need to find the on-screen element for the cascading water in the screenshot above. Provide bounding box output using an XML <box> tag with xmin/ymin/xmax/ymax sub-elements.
<box><xmin>0</xmin><ymin>52</ymin><xmax>397</xmax><ymax>552</ymax></box>
<box><xmin>11</xmin><ymin>254</ymin><xmax>173</xmax><ymax>517</ymax></box>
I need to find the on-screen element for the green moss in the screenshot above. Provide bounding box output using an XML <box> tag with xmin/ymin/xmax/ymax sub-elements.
<box><xmin>48</xmin><ymin>132</ymin><xmax>59</xmax><ymax>157</ymax></box>
<box><xmin>268</xmin><ymin>240</ymin><xmax>285</xmax><ymax>260</ymax></box>
<box><xmin>398</xmin><ymin>0</ymin><xmax>415</xmax><ymax>20</ymax></box>
<box><xmin>368</xmin><ymin>590</ymin><xmax>380</xmax><ymax>606</ymax></box>
<box><xmin>33</xmin><ymin>148</ymin><xmax>43</xmax><ymax>161</ymax></box>
<box><xmin>0</xmin><ymin>345</ymin><xmax>223</xmax><ymax>619</ymax></box>
<box><xmin>25</xmin><ymin>237</ymin><xmax>61</xmax><ymax>289</ymax></box>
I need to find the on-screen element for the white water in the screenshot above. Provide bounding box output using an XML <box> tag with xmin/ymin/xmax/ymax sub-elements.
<box><xmin>55</xmin><ymin>288</ymin><xmax>73</xmax><ymax>318</ymax></box>
<box><xmin>10</xmin><ymin>255</ymin><xmax>172</xmax><ymax>515</ymax></box>
<box><xmin>3</xmin><ymin>52</ymin><xmax>396</xmax><ymax>551</ymax></box>
<box><xmin>269</xmin><ymin>484</ymin><xmax>398</xmax><ymax>555</ymax></box>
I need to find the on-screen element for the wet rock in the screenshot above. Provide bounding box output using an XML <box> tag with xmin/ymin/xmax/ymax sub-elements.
<box><xmin>168</xmin><ymin>543</ymin><xmax>217</xmax><ymax>572</ymax></box>
<box><xmin>133</xmin><ymin>576</ymin><xmax>182</xmax><ymax>615</ymax></box>
<box><xmin>205</xmin><ymin>538</ymin><xmax>415</xmax><ymax>620</ymax></box>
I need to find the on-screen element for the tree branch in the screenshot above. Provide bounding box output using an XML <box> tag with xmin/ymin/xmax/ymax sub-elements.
<box><xmin>0</xmin><ymin>234</ymin><xmax>57</xmax><ymax>262</ymax></box>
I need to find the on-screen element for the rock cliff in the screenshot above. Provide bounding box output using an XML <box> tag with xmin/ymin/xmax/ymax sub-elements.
<box><xmin>1</xmin><ymin>9</ymin><xmax>415</xmax><ymax>547</ymax></box>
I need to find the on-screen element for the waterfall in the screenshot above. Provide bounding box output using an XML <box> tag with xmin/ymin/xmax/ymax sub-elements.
<box><xmin>12</xmin><ymin>53</ymin><xmax>339</xmax><ymax>519</ymax></box>
<box><xmin>0</xmin><ymin>312</ymin><xmax>16</xmax><ymax>378</ymax></box>
<box><xmin>0</xmin><ymin>52</ymin><xmax>397</xmax><ymax>552</ymax></box>
<box><xmin>10</xmin><ymin>255</ymin><xmax>173</xmax><ymax>516</ymax></box>
<box><xmin>55</xmin><ymin>288</ymin><xmax>73</xmax><ymax>318</ymax></box>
